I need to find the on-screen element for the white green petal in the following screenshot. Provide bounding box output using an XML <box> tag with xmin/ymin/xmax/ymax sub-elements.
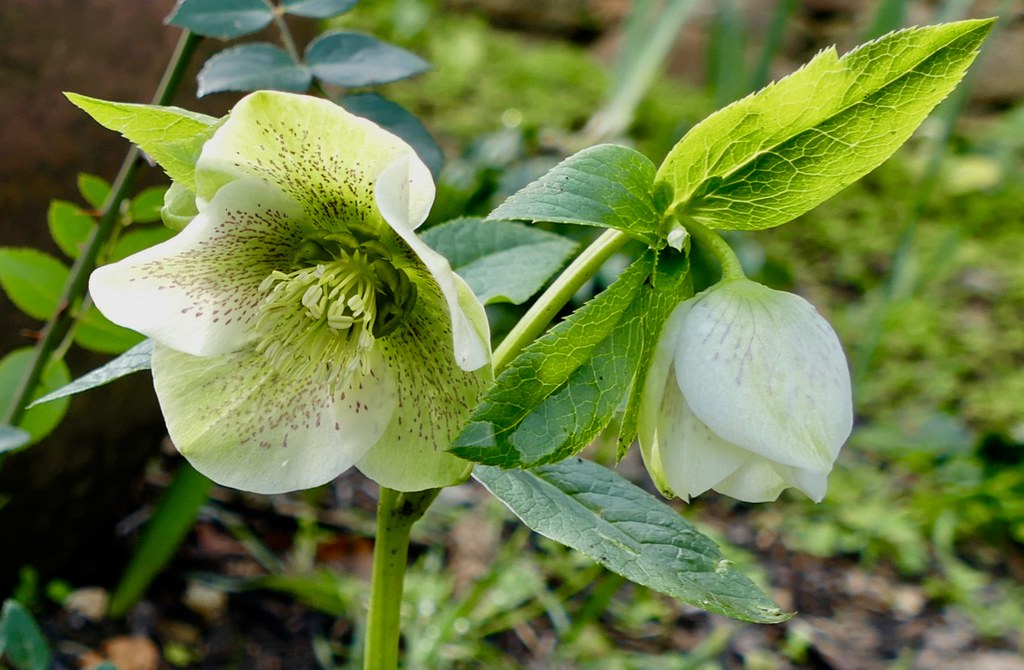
<box><xmin>195</xmin><ymin>91</ymin><xmax>412</xmax><ymax>228</ymax></box>
<box><xmin>675</xmin><ymin>279</ymin><xmax>852</xmax><ymax>472</ymax></box>
<box><xmin>90</xmin><ymin>179</ymin><xmax>305</xmax><ymax>357</ymax></box>
<box><xmin>153</xmin><ymin>343</ymin><xmax>397</xmax><ymax>494</ymax></box>
<box><xmin>379</xmin><ymin>155</ymin><xmax>490</xmax><ymax>372</ymax></box>
<box><xmin>356</xmin><ymin>282</ymin><xmax>492</xmax><ymax>491</ymax></box>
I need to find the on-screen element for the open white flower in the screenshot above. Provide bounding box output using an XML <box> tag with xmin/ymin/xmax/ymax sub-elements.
<box><xmin>90</xmin><ymin>91</ymin><xmax>492</xmax><ymax>494</ymax></box>
<box><xmin>638</xmin><ymin>278</ymin><xmax>852</xmax><ymax>502</ymax></box>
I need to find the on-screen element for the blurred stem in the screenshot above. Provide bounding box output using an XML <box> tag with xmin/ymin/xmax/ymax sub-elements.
<box><xmin>266</xmin><ymin>0</ymin><xmax>301</xmax><ymax>63</ymax></box>
<box><xmin>364</xmin><ymin>486</ymin><xmax>440</xmax><ymax>670</ymax></box>
<box><xmin>0</xmin><ymin>30</ymin><xmax>201</xmax><ymax>430</ymax></box>
<box><xmin>492</xmin><ymin>229</ymin><xmax>629</xmax><ymax>372</ymax></box>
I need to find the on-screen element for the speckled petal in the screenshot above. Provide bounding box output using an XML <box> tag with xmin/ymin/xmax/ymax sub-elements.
<box><xmin>377</xmin><ymin>155</ymin><xmax>490</xmax><ymax>372</ymax></box>
<box><xmin>90</xmin><ymin>179</ymin><xmax>305</xmax><ymax>357</ymax></box>
<box><xmin>356</xmin><ymin>279</ymin><xmax>492</xmax><ymax>491</ymax></box>
<box><xmin>153</xmin><ymin>343</ymin><xmax>397</xmax><ymax>494</ymax></box>
<box><xmin>195</xmin><ymin>91</ymin><xmax>413</xmax><ymax>230</ymax></box>
<box><xmin>675</xmin><ymin>280</ymin><xmax>852</xmax><ymax>473</ymax></box>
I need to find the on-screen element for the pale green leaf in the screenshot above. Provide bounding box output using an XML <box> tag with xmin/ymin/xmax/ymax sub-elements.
<box><xmin>65</xmin><ymin>93</ymin><xmax>219</xmax><ymax>189</ymax></box>
<box><xmin>75</xmin><ymin>308</ymin><xmax>145</xmax><ymax>355</ymax></box>
<box><xmin>129</xmin><ymin>186</ymin><xmax>168</xmax><ymax>224</ymax></box>
<box><xmin>658</xmin><ymin>19</ymin><xmax>995</xmax><ymax>230</ymax></box>
<box><xmin>420</xmin><ymin>219</ymin><xmax>577</xmax><ymax>305</ymax></box>
<box><xmin>30</xmin><ymin>339</ymin><xmax>153</xmax><ymax>408</ymax></box>
<box><xmin>474</xmin><ymin>458</ymin><xmax>790</xmax><ymax>623</ymax></box>
<box><xmin>47</xmin><ymin>200</ymin><xmax>95</xmax><ymax>260</ymax></box>
<box><xmin>0</xmin><ymin>349</ymin><xmax>71</xmax><ymax>448</ymax></box>
<box><xmin>0</xmin><ymin>248</ymin><xmax>68</xmax><ymax>320</ymax></box>
<box><xmin>489</xmin><ymin>144</ymin><xmax>661</xmax><ymax>245</ymax></box>
<box><xmin>77</xmin><ymin>173</ymin><xmax>111</xmax><ymax>209</ymax></box>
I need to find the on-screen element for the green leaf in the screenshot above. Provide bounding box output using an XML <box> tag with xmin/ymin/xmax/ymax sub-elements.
<box><xmin>75</xmin><ymin>308</ymin><xmax>145</xmax><ymax>355</ymax></box>
<box><xmin>0</xmin><ymin>425</ymin><xmax>31</xmax><ymax>455</ymax></box>
<box><xmin>110</xmin><ymin>226</ymin><xmax>177</xmax><ymax>262</ymax></box>
<box><xmin>281</xmin><ymin>0</ymin><xmax>358</xmax><ymax>18</ymax></box>
<box><xmin>306</xmin><ymin>32</ymin><xmax>430</xmax><ymax>87</ymax></box>
<box><xmin>166</xmin><ymin>0</ymin><xmax>274</xmax><ymax>38</ymax></box>
<box><xmin>451</xmin><ymin>254</ymin><xmax>654</xmax><ymax>467</ymax></box>
<box><xmin>30</xmin><ymin>339</ymin><xmax>153</xmax><ymax>408</ymax></box>
<box><xmin>341</xmin><ymin>93</ymin><xmax>443</xmax><ymax>180</ymax></box>
<box><xmin>0</xmin><ymin>600</ymin><xmax>52</xmax><ymax>670</ymax></box>
<box><xmin>47</xmin><ymin>200</ymin><xmax>95</xmax><ymax>260</ymax></box>
<box><xmin>0</xmin><ymin>349</ymin><xmax>71</xmax><ymax>449</ymax></box>
<box><xmin>197</xmin><ymin>44</ymin><xmax>313</xmax><ymax>97</ymax></box>
<box><xmin>475</xmin><ymin>459</ymin><xmax>789</xmax><ymax>623</ymax></box>
<box><xmin>0</xmin><ymin>248</ymin><xmax>68</xmax><ymax>320</ymax></box>
<box><xmin>420</xmin><ymin>218</ymin><xmax>578</xmax><ymax>305</ymax></box>
<box><xmin>657</xmin><ymin>19</ymin><xmax>995</xmax><ymax>231</ymax></box>
<box><xmin>488</xmin><ymin>144</ymin><xmax>661</xmax><ymax>246</ymax></box>
<box><xmin>76</xmin><ymin>173</ymin><xmax>111</xmax><ymax>209</ymax></box>
<box><xmin>108</xmin><ymin>462</ymin><xmax>213</xmax><ymax>617</ymax></box>
<box><xmin>65</xmin><ymin>93</ymin><xmax>218</xmax><ymax>189</ymax></box>
<box><xmin>129</xmin><ymin>186</ymin><xmax>168</xmax><ymax>224</ymax></box>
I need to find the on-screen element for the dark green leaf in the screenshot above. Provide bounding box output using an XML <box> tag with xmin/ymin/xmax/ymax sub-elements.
<box><xmin>488</xmin><ymin>144</ymin><xmax>662</xmax><ymax>246</ymax></box>
<box><xmin>0</xmin><ymin>349</ymin><xmax>71</xmax><ymax>450</ymax></box>
<box><xmin>420</xmin><ymin>219</ymin><xmax>577</xmax><ymax>305</ymax></box>
<box><xmin>109</xmin><ymin>462</ymin><xmax>213</xmax><ymax>617</ymax></box>
<box><xmin>30</xmin><ymin>339</ymin><xmax>153</xmax><ymax>408</ymax></box>
<box><xmin>306</xmin><ymin>32</ymin><xmax>430</xmax><ymax>87</ymax></box>
<box><xmin>129</xmin><ymin>186</ymin><xmax>168</xmax><ymax>224</ymax></box>
<box><xmin>47</xmin><ymin>200</ymin><xmax>95</xmax><ymax>260</ymax></box>
<box><xmin>0</xmin><ymin>248</ymin><xmax>68</xmax><ymax>320</ymax></box>
<box><xmin>198</xmin><ymin>44</ymin><xmax>313</xmax><ymax>97</ymax></box>
<box><xmin>451</xmin><ymin>254</ymin><xmax>654</xmax><ymax>467</ymax></box>
<box><xmin>0</xmin><ymin>425</ymin><xmax>31</xmax><ymax>455</ymax></box>
<box><xmin>0</xmin><ymin>600</ymin><xmax>52</xmax><ymax>670</ymax></box>
<box><xmin>66</xmin><ymin>94</ymin><xmax>219</xmax><ymax>189</ymax></box>
<box><xmin>281</xmin><ymin>0</ymin><xmax>358</xmax><ymax>18</ymax></box>
<box><xmin>474</xmin><ymin>459</ymin><xmax>790</xmax><ymax>623</ymax></box>
<box><xmin>342</xmin><ymin>93</ymin><xmax>443</xmax><ymax>180</ymax></box>
<box><xmin>166</xmin><ymin>0</ymin><xmax>274</xmax><ymax>39</ymax></box>
<box><xmin>77</xmin><ymin>173</ymin><xmax>111</xmax><ymax>210</ymax></box>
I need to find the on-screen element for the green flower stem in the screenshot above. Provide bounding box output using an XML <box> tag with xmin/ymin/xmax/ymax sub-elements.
<box><xmin>364</xmin><ymin>486</ymin><xmax>441</xmax><ymax>670</ymax></box>
<box><xmin>0</xmin><ymin>30</ymin><xmax>202</xmax><ymax>430</ymax></box>
<box><xmin>492</xmin><ymin>229</ymin><xmax>630</xmax><ymax>372</ymax></box>
<box><xmin>677</xmin><ymin>218</ymin><xmax>746</xmax><ymax>281</ymax></box>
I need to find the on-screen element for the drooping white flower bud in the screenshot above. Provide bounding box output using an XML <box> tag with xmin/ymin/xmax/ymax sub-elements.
<box><xmin>638</xmin><ymin>278</ymin><xmax>852</xmax><ymax>503</ymax></box>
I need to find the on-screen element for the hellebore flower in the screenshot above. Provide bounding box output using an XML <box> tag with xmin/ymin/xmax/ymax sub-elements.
<box><xmin>89</xmin><ymin>91</ymin><xmax>492</xmax><ymax>494</ymax></box>
<box><xmin>638</xmin><ymin>278</ymin><xmax>852</xmax><ymax>503</ymax></box>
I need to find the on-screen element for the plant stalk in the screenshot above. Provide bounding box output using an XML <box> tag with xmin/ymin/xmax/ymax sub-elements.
<box><xmin>492</xmin><ymin>229</ymin><xmax>629</xmax><ymax>372</ymax></box>
<box><xmin>1</xmin><ymin>30</ymin><xmax>201</xmax><ymax>429</ymax></box>
<box><xmin>363</xmin><ymin>486</ymin><xmax>440</xmax><ymax>670</ymax></box>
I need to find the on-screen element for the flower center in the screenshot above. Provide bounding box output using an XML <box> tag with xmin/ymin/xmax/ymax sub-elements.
<box><xmin>253</xmin><ymin>226</ymin><xmax>417</xmax><ymax>387</ymax></box>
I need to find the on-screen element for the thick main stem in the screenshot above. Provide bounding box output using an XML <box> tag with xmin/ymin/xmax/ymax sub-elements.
<box><xmin>364</xmin><ymin>487</ymin><xmax>440</xmax><ymax>670</ymax></box>
<box><xmin>1</xmin><ymin>30</ymin><xmax>201</xmax><ymax>429</ymax></box>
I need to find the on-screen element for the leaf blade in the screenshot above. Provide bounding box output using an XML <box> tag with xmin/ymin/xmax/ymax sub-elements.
<box><xmin>474</xmin><ymin>459</ymin><xmax>790</xmax><ymax>624</ymax></box>
<box><xmin>657</xmin><ymin>19</ymin><xmax>995</xmax><ymax>231</ymax></box>
<box><xmin>29</xmin><ymin>339</ymin><xmax>154</xmax><ymax>408</ymax></box>
<box><xmin>197</xmin><ymin>44</ymin><xmax>313</xmax><ymax>97</ymax></box>
<box><xmin>420</xmin><ymin>218</ymin><xmax>578</xmax><ymax>305</ymax></box>
<box><xmin>488</xmin><ymin>144</ymin><xmax>662</xmax><ymax>245</ymax></box>
<box><xmin>307</xmin><ymin>32</ymin><xmax>430</xmax><ymax>87</ymax></box>
<box><xmin>166</xmin><ymin>0</ymin><xmax>274</xmax><ymax>39</ymax></box>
